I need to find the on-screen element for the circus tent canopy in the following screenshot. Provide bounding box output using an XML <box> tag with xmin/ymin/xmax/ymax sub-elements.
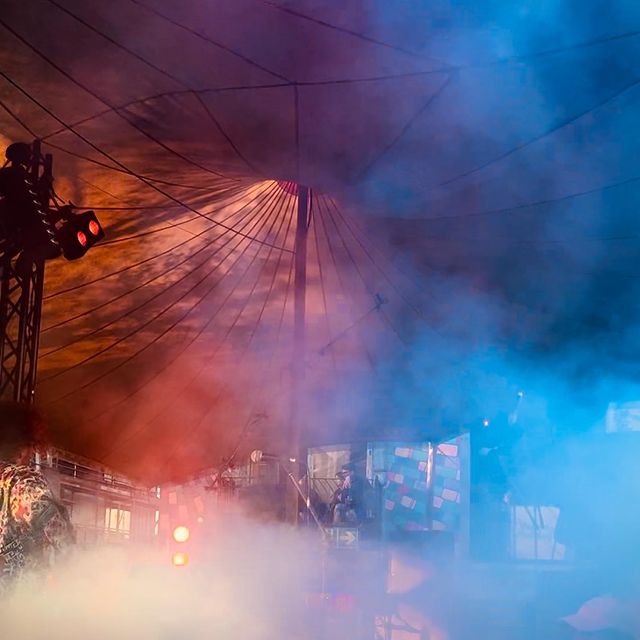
<box><xmin>1</xmin><ymin>0</ymin><xmax>640</xmax><ymax>481</ymax></box>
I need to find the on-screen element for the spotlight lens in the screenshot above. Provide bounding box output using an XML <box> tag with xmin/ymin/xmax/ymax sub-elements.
<box><xmin>482</xmin><ymin>419</ymin><xmax>490</xmax><ymax>427</ymax></box>
<box><xmin>88</xmin><ymin>220</ymin><xmax>100</xmax><ymax>236</ymax></box>
<box><xmin>173</xmin><ymin>525</ymin><xmax>190</xmax><ymax>543</ymax></box>
<box><xmin>172</xmin><ymin>552</ymin><xmax>189</xmax><ymax>567</ymax></box>
<box><xmin>76</xmin><ymin>230</ymin><xmax>87</xmax><ymax>247</ymax></box>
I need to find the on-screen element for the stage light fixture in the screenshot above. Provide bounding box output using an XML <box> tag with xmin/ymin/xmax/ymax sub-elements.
<box><xmin>57</xmin><ymin>210</ymin><xmax>105</xmax><ymax>260</ymax></box>
<box><xmin>172</xmin><ymin>525</ymin><xmax>190</xmax><ymax>543</ymax></box>
<box><xmin>172</xmin><ymin>552</ymin><xmax>189</xmax><ymax>567</ymax></box>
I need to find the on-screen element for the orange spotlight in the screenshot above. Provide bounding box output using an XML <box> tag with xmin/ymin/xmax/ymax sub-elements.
<box><xmin>172</xmin><ymin>552</ymin><xmax>189</xmax><ymax>567</ymax></box>
<box><xmin>172</xmin><ymin>525</ymin><xmax>190</xmax><ymax>543</ymax></box>
<box><xmin>88</xmin><ymin>220</ymin><xmax>101</xmax><ymax>236</ymax></box>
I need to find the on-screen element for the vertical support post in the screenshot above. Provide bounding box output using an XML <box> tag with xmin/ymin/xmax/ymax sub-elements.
<box><xmin>425</xmin><ymin>441</ymin><xmax>435</xmax><ymax>530</ymax></box>
<box><xmin>0</xmin><ymin>259</ymin><xmax>10</xmax><ymax>389</ymax></box>
<box><xmin>30</xmin><ymin>140</ymin><xmax>41</xmax><ymax>179</ymax></box>
<box><xmin>0</xmin><ymin>255</ymin><xmax>11</xmax><ymax>392</ymax></box>
<box><xmin>287</xmin><ymin>185</ymin><xmax>309</xmax><ymax>524</ymax></box>
<box><xmin>294</xmin><ymin>186</ymin><xmax>309</xmax><ymax>369</ymax></box>
<box><xmin>21</xmin><ymin>257</ymin><xmax>45</xmax><ymax>402</ymax></box>
<box><xmin>14</xmin><ymin>258</ymin><xmax>33</xmax><ymax>402</ymax></box>
<box><xmin>0</xmin><ymin>254</ymin><xmax>45</xmax><ymax>403</ymax></box>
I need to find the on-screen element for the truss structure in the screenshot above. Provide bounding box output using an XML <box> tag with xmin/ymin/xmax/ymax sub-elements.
<box><xmin>0</xmin><ymin>250</ymin><xmax>45</xmax><ymax>403</ymax></box>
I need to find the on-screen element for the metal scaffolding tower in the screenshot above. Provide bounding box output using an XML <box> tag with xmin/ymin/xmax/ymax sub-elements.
<box><xmin>0</xmin><ymin>251</ymin><xmax>45</xmax><ymax>403</ymax></box>
<box><xmin>0</xmin><ymin>140</ymin><xmax>53</xmax><ymax>403</ymax></box>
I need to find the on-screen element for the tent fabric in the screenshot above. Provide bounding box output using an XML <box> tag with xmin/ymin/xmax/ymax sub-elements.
<box><xmin>1</xmin><ymin>1</ymin><xmax>640</xmax><ymax>481</ymax></box>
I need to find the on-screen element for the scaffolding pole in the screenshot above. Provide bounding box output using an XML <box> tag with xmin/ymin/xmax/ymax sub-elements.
<box><xmin>0</xmin><ymin>252</ymin><xmax>46</xmax><ymax>403</ymax></box>
<box><xmin>287</xmin><ymin>185</ymin><xmax>310</xmax><ymax>523</ymax></box>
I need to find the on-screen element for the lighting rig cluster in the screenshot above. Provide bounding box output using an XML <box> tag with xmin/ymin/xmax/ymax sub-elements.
<box><xmin>0</xmin><ymin>140</ymin><xmax>105</xmax><ymax>403</ymax></box>
<box><xmin>0</xmin><ymin>140</ymin><xmax>104</xmax><ymax>260</ymax></box>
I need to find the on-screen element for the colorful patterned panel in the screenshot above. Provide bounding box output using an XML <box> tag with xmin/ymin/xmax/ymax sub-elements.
<box><xmin>431</xmin><ymin>435</ymin><xmax>466</xmax><ymax>532</ymax></box>
<box><xmin>367</xmin><ymin>442</ymin><xmax>431</xmax><ymax>536</ymax></box>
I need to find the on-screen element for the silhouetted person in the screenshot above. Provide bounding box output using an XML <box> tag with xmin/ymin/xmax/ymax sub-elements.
<box><xmin>331</xmin><ymin>464</ymin><xmax>365</xmax><ymax>525</ymax></box>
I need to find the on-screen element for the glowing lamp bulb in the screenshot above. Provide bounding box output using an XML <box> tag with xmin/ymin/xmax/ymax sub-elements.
<box><xmin>88</xmin><ymin>220</ymin><xmax>100</xmax><ymax>236</ymax></box>
<box><xmin>76</xmin><ymin>230</ymin><xmax>87</xmax><ymax>247</ymax></box>
<box><xmin>482</xmin><ymin>419</ymin><xmax>490</xmax><ymax>428</ymax></box>
<box><xmin>172</xmin><ymin>525</ymin><xmax>190</xmax><ymax>543</ymax></box>
<box><xmin>172</xmin><ymin>552</ymin><xmax>189</xmax><ymax>567</ymax></box>
<box><xmin>517</xmin><ymin>390</ymin><xmax>524</xmax><ymax>398</ymax></box>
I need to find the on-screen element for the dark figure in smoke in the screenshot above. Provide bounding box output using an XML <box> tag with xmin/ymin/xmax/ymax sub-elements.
<box><xmin>0</xmin><ymin>402</ymin><xmax>74</xmax><ymax>591</ymax></box>
<box><xmin>330</xmin><ymin>463</ymin><xmax>364</xmax><ymax>525</ymax></box>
